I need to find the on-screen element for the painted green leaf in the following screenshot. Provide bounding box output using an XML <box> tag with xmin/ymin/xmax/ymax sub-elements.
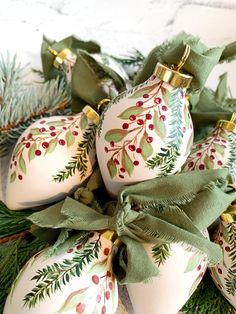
<box><xmin>184</xmin><ymin>254</ymin><xmax>202</xmax><ymax>273</ymax></box>
<box><xmin>28</xmin><ymin>142</ymin><xmax>37</xmax><ymax>161</ymax></box>
<box><xmin>104</xmin><ymin>129</ymin><xmax>128</xmax><ymax>143</ymax></box>
<box><xmin>58</xmin><ymin>288</ymin><xmax>89</xmax><ymax>313</ymax></box>
<box><xmin>220</xmin><ymin>130</ymin><xmax>228</xmax><ymax>140</ymax></box>
<box><xmin>30</xmin><ymin>128</ymin><xmax>41</xmax><ymax>136</ymax></box>
<box><xmin>13</xmin><ymin>142</ymin><xmax>24</xmax><ymax>156</ymax></box>
<box><xmin>129</xmin><ymin>83</ymin><xmax>160</xmax><ymax>99</ymax></box>
<box><xmin>153</xmin><ymin>110</ymin><xmax>166</xmax><ymax>140</ymax></box>
<box><xmin>66</xmin><ymin>130</ymin><xmax>75</xmax><ymax>147</ymax></box>
<box><xmin>214</xmin><ymin>143</ymin><xmax>225</xmax><ymax>156</ymax></box>
<box><xmin>204</xmin><ymin>155</ymin><xmax>214</xmax><ymax>169</ymax></box>
<box><xmin>161</xmin><ymin>86</ymin><xmax>171</xmax><ymax>104</ymax></box>
<box><xmin>140</xmin><ymin>131</ymin><xmax>154</xmax><ymax>160</ymax></box>
<box><xmin>10</xmin><ymin>171</ymin><xmax>16</xmax><ymax>183</ymax></box>
<box><xmin>19</xmin><ymin>154</ymin><xmax>27</xmax><ymax>174</ymax></box>
<box><xmin>121</xmin><ymin>148</ymin><xmax>134</xmax><ymax>176</ymax></box>
<box><xmin>79</xmin><ymin>114</ymin><xmax>88</xmax><ymax>130</ymax></box>
<box><xmin>46</xmin><ymin>121</ymin><xmax>65</xmax><ymax>126</ymax></box>
<box><xmin>45</xmin><ymin>139</ymin><xmax>58</xmax><ymax>155</ymax></box>
<box><xmin>107</xmin><ymin>159</ymin><xmax>117</xmax><ymax>178</ymax></box>
<box><xmin>118</xmin><ymin>106</ymin><xmax>146</xmax><ymax>119</ymax></box>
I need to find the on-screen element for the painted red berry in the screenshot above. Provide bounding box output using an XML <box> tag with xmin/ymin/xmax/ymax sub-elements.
<box><xmin>103</xmin><ymin>248</ymin><xmax>110</xmax><ymax>256</ymax></box>
<box><xmin>101</xmin><ymin>305</ymin><xmax>106</xmax><ymax>314</ymax></box>
<box><xmin>49</xmin><ymin>126</ymin><xmax>55</xmax><ymax>130</ymax></box>
<box><xmin>119</xmin><ymin>174</ymin><xmax>124</xmax><ymax>179</ymax></box>
<box><xmin>114</xmin><ymin>158</ymin><xmax>120</xmax><ymax>165</ymax></box>
<box><xmin>146</xmin><ymin>113</ymin><xmax>152</xmax><ymax>120</ymax></box>
<box><xmin>129</xmin><ymin>115</ymin><xmax>136</xmax><ymax>121</ymax></box>
<box><xmin>225</xmin><ymin>246</ymin><xmax>230</xmax><ymax>252</ymax></box>
<box><xmin>219</xmin><ymin>240</ymin><xmax>223</xmax><ymax>245</ymax></box>
<box><xmin>42</xmin><ymin>142</ymin><xmax>49</xmax><ymax>149</ymax></box>
<box><xmin>210</xmin><ymin>155</ymin><xmax>215</xmax><ymax>160</ymax></box>
<box><xmin>136</xmin><ymin>101</ymin><xmax>144</xmax><ymax>107</ymax></box>
<box><xmin>146</xmin><ymin>136</ymin><xmax>153</xmax><ymax>143</ymax></box>
<box><xmin>35</xmin><ymin>150</ymin><xmax>42</xmax><ymax>156</ymax></box>
<box><xmin>76</xmin><ymin>302</ymin><xmax>86</xmax><ymax>313</ymax></box>
<box><xmin>89</xmin><ymin>232</ymin><xmax>95</xmax><ymax>238</ymax></box>
<box><xmin>18</xmin><ymin>175</ymin><xmax>23</xmax><ymax>180</ymax></box>
<box><xmin>211</xmin><ymin>148</ymin><xmax>216</xmax><ymax>153</ymax></box>
<box><xmin>14</xmin><ymin>161</ymin><xmax>17</xmax><ymax>166</ymax></box>
<box><xmin>59</xmin><ymin>139</ymin><xmax>66</xmax><ymax>146</ymax></box>
<box><xmin>63</xmin><ymin>126</ymin><xmax>67</xmax><ymax>130</ymax></box>
<box><xmin>68</xmin><ymin>117</ymin><xmax>74</xmax><ymax>120</ymax></box>
<box><xmin>162</xmin><ymin>105</ymin><xmax>168</xmax><ymax>111</ymax></box>
<box><xmin>105</xmin><ymin>291</ymin><xmax>110</xmax><ymax>300</ymax></box>
<box><xmin>107</xmin><ymin>271</ymin><xmax>111</xmax><ymax>277</ymax></box>
<box><xmin>222</xmin><ymin>139</ymin><xmax>227</xmax><ymax>143</ymax></box>
<box><xmin>25</xmin><ymin>142</ymin><xmax>31</xmax><ymax>148</ymax></box>
<box><xmin>50</xmin><ymin>132</ymin><xmax>56</xmax><ymax>137</ymax></box>
<box><xmin>27</xmin><ymin>133</ymin><xmax>32</xmax><ymax>139</ymax></box>
<box><xmin>40</xmin><ymin>120</ymin><xmax>46</xmax><ymax>124</ymax></box>
<box><xmin>110</xmin><ymin>141</ymin><xmax>115</xmax><ymax>147</ymax></box>
<box><xmin>199</xmin><ymin>164</ymin><xmax>205</xmax><ymax>170</ymax></box>
<box><xmin>40</xmin><ymin>127</ymin><xmax>46</xmax><ymax>132</ymax></box>
<box><xmin>92</xmin><ymin>275</ymin><xmax>100</xmax><ymax>285</ymax></box>
<box><xmin>105</xmin><ymin>147</ymin><xmax>108</xmax><ymax>153</ymax></box>
<box><xmin>133</xmin><ymin>160</ymin><xmax>139</xmax><ymax>166</ymax></box>
<box><xmin>154</xmin><ymin>97</ymin><xmax>161</xmax><ymax>104</ymax></box>
<box><xmin>128</xmin><ymin>144</ymin><xmax>136</xmax><ymax>151</ymax></box>
<box><xmin>160</xmin><ymin>115</ymin><xmax>166</xmax><ymax>121</ymax></box>
<box><xmin>73</xmin><ymin>131</ymin><xmax>78</xmax><ymax>136</ymax></box>
<box><xmin>109</xmin><ymin>282</ymin><xmax>113</xmax><ymax>290</ymax></box>
<box><xmin>149</xmin><ymin>124</ymin><xmax>154</xmax><ymax>130</ymax></box>
<box><xmin>196</xmin><ymin>152</ymin><xmax>202</xmax><ymax>157</ymax></box>
<box><xmin>151</xmin><ymin>75</ymin><xmax>156</xmax><ymax>80</ymax></box>
<box><xmin>76</xmin><ymin>244</ymin><xmax>82</xmax><ymax>250</ymax></box>
<box><xmin>61</xmin><ymin>118</ymin><xmax>66</xmax><ymax>122</ymax></box>
<box><xmin>136</xmin><ymin>148</ymin><xmax>142</xmax><ymax>153</ymax></box>
<box><xmin>182</xmin><ymin>127</ymin><xmax>186</xmax><ymax>133</ymax></box>
<box><xmin>96</xmin><ymin>295</ymin><xmax>101</xmax><ymax>303</ymax></box>
<box><xmin>143</xmin><ymin>94</ymin><xmax>149</xmax><ymax>98</ymax></box>
<box><xmin>217</xmin><ymin>160</ymin><xmax>223</xmax><ymax>166</ymax></box>
<box><xmin>197</xmin><ymin>265</ymin><xmax>201</xmax><ymax>271</ymax></box>
<box><xmin>137</xmin><ymin>119</ymin><xmax>144</xmax><ymax>125</ymax></box>
<box><xmin>67</xmin><ymin>248</ymin><xmax>73</xmax><ymax>253</ymax></box>
<box><xmin>218</xmin><ymin>268</ymin><xmax>222</xmax><ymax>274</ymax></box>
<box><xmin>197</xmin><ymin>144</ymin><xmax>202</xmax><ymax>148</ymax></box>
<box><xmin>120</xmin><ymin>168</ymin><xmax>126</xmax><ymax>173</ymax></box>
<box><xmin>122</xmin><ymin>123</ymin><xmax>129</xmax><ymax>129</ymax></box>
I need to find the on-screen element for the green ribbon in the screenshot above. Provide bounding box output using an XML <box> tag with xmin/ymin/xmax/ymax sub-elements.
<box><xmin>134</xmin><ymin>32</ymin><xmax>223</xmax><ymax>94</ymax></box>
<box><xmin>41</xmin><ymin>35</ymin><xmax>126</xmax><ymax>113</ymax></box>
<box><xmin>28</xmin><ymin>169</ymin><xmax>236</xmax><ymax>284</ymax></box>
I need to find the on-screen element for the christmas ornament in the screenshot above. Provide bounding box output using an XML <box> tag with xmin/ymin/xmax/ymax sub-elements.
<box><xmin>209</xmin><ymin>212</ymin><xmax>236</xmax><ymax>309</ymax></box>
<box><xmin>5</xmin><ymin>106</ymin><xmax>99</xmax><ymax>210</ymax></box>
<box><xmin>3</xmin><ymin>231</ymin><xmax>119</xmax><ymax>314</ymax></box>
<box><xmin>127</xmin><ymin>238</ymin><xmax>208</xmax><ymax>314</ymax></box>
<box><xmin>96</xmin><ymin>44</ymin><xmax>193</xmax><ymax>196</ymax></box>
<box><xmin>182</xmin><ymin>113</ymin><xmax>236</xmax><ymax>182</ymax></box>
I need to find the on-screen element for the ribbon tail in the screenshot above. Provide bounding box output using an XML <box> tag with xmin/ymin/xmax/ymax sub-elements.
<box><xmin>116</xmin><ymin>236</ymin><xmax>159</xmax><ymax>284</ymax></box>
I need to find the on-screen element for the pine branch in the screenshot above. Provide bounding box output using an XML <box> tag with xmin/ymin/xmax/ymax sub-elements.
<box><xmin>23</xmin><ymin>236</ymin><xmax>102</xmax><ymax>308</ymax></box>
<box><xmin>108</xmin><ymin>49</ymin><xmax>145</xmax><ymax>67</ymax></box>
<box><xmin>182</xmin><ymin>271</ymin><xmax>235</xmax><ymax>314</ymax></box>
<box><xmin>152</xmin><ymin>243</ymin><xmax>171</xmax><ymax>266</ymax></box>
<box><xmin>52</xmin><ymin>124</ymin><xmax>96</xmax><ymax>182</ymax></box>
<box><xmin>0</xmin><ymin>54</ymin><xmax>72</xmax><ymax>156</ymax></box>
<box><xmin>224</xmin><ymin>223</ymin><xmax>236</xmax><ymax>296</ymax></box>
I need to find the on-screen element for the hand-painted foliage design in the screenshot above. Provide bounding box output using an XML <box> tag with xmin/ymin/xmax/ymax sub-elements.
<box><xmin>102</xmin><ymin>79</ymin><xmax>190</xmax><ymax>179</ymax></box>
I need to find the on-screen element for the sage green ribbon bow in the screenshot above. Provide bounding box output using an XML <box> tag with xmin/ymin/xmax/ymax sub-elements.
<box><xmin>28</xmin><ymin>169</ymin><xmax>236</xmax><ymax>284</ymax></box>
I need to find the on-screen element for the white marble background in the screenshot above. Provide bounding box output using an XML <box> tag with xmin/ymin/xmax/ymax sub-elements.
<box><xmin>1</xmin><ymin>1</ymin><xmax>236</xmax><ymax>313</ymax></box>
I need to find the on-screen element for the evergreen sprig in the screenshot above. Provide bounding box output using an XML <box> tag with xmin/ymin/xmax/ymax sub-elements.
<box><xmin>152</xmin><ymin>243</ymin><xmax>171</xmax><ymax>266</ymax></box>
<box><xmin>0</xmin><ymin>54</ymin><xmax>72</xmax><ymax>156</ymax></box>
<box><xmin>182</xmin><ymin>271</ymin><xmax>235</xmax><ymax>314</ymax></box>
<box><xmin>225</xmin><ymin>222</ymin><xmax>236</xmax><ymax>296</ymax></box>
<box><xmin>109</xmin><ymin>49</ymin><xmax>145</xmax><ymax>67</ymax></box>
<box><xmin>23</xmin><ymin>236</ymin><xmax>102</xmax><ymax>308</ymax></box>
<box><xmin>52</xmin><ymin>124</ymin><xmax>96</xmax><ymax>182</ymax></box>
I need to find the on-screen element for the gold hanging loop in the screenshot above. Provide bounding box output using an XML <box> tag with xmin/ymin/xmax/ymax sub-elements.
<box><xmin>176</xmin><ymin>44</ymin><xmax>191</xmax><ymax>72</ymax></box>
<box><xmin>217</xmin><ymin>112</ymin><xmax>236</xmax><ymax>134</ymax></box>
<box><xmin>97</xmin><ymin>98</ymin><xmax>111</xmax><ymax>114</ymax></box>
<box><xmin>230</xmin><ymin>112</ymin><xmax>236</xmax><ymax>123</ymax></box>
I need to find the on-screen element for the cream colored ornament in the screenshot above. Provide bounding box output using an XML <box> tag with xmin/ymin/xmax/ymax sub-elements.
<box><xmin>127</xmin><ymin>240</ymin><xmax>208</xmax><ymax>314</ymax></box>
<box><xmin>4</xmin><ymin>231</ymin><xmax>118</xmax><ymax>314</ymax></box>
<box><xmin>5</xmin><ymin>106</ymin><xmax>98</xmax><ymax>210</ymax></box>
<box><xmin>96</xmin><ymin>46</ymin><xmax>193</xmax><ymax>197</ymax></box>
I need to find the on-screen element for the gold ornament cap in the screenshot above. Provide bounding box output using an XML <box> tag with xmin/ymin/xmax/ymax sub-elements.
<box><xmin>217</xmin><ymin>112</ymin><xmax>236</xmax><ymax>134</ymax></box>
<box><xmin>101</xmin><ymin>230</ymin><xmax>122</xmax><ymax>248</ymax></box>
<box><xmin>48</xmin><ymin>47</ymin><xmax>76</xmax><ymax>69</ymax></box>
<box><xmin>82</xmin><ymin>105</ymin><xmax>100</xmax><ymax>126</ymax></box>
<box><xmin>154</xmin><ymin>44</ymin><xmax>193</xmax><ymax>89</ymax></box>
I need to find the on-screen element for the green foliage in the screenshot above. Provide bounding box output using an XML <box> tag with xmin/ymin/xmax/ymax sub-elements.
<box><xmin>152</xmin><ymin>243</ymin><xmax>171</xmax><ymax>266</ymax></box>
<box><xmin>225</xmin><ymin>132</ymin><xmax>236</xmax><ymax>183</ymax></box>
<box><xmin>23</xmin><ymin>236</ymin><xmax>102</xmax><ymax>308</ymax></box>
<box><xmin>0</xmin><ymin>54</ymin><xmax>72</xmax><ymax>156</ymax></box>
<box><xmin>52</xmin><ymin>124</ymin><xmax>96</xmax><ymax>182</ymax></box>
<box><xmin>0</xmin><ymin>235</ymin><xmax>46</xmax><ymax>313</ymax></box>
<box><xmin>182</xmin><ymin>271</ymin><xmax>235</xmax><ymax>314</ymax></box>
<box><xmin>225</xmin><ymin>223</ymin><xmax>236</xmax><ymax>296</ymax></box>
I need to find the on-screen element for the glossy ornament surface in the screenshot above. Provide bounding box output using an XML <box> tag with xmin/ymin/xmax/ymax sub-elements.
<box><xmin>4</xmin><ymin>232</ymin><xmax>118</xmax><ymax>314</ymax></box>
<box><xmin>127</xmin><ymin>240</ymin><xmax>207</xmax><ymax>314</ymax></box>
<box><xmin>209</xmin><ymin>220</ymin><xmax>236</xmax><ymax>309</ymax></box>
<box><xmin>96</xmin><ymin>71</ymin><xmax>193</xmax><ymax>196</ymax></box>
<box><xmin>6</xmin><ymin>111</ymin><xmax>96</xmax><ymax>210</ymax></box>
